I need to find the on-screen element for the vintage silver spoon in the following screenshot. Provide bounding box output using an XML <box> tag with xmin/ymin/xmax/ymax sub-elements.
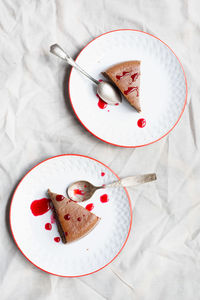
<box><xmin>50</xmin><ymin>44</ymin><xmax>122</xmax><ymax>105</ymax></box>
<box><xmin>67</xmin><ymin>173</ymin><xmax>157</xmax><ymax>202</ymax></box>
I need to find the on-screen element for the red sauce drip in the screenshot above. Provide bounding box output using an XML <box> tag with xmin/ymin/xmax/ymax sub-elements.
<box><xmin>74</xmin><ymin>189</ymin><xmax>84</xmax><ymax>195</ymax></box>
<box><xmin>96</xmin><ymin>94</ymin><xmax>107</xmax><ymax>109</ymax></box>
<box><xmin>115</xmin><ymin>103</ymin><xmax>119</xmax><ymax>106</ymax></box>
<box><xmin>137</xmin><ymin>118</ymin><xmax>146</xmax><ymax>128</ymax></box>
<box><xmin>101</xmin><ymin>172</ymin><xmax>105</xmax><ymax>176</ymax></box>
<box><xmin>77</xmin><ymin>217</ymin><xmax>81</xmax><ymax>222</ymax></box>
<box><xmin>50</xmin><ymin>214</ymin><xmax>55</xmax><ymax>224</ymax></box>
<box><xmin>69</xmin><ymin>199</ymin><xmax>77</xmax><ymax>203</ymax></box>
<box><xmin>98</xmin><ymin>79</ymin><xmax>103</xmax><ymax>82</ymax></box>
<box><xmin>30</xmin><ymin>198</ymin><xmax>51</xmax><ymax>216</ymax></box>
<box><xmin>64</xmin><ymin>214</ymin><xmax>70</xmax><ymax>220</ymax></box>
<box><xmin>45</xmin><ymin>223</ymin><xmax>52</xmax><ymax>230</ymax></box>
<box><xmin>65</xmin><ymin>232</ymin><xmax>68</xmax><ymax>236</ymax></box>
<box><xmin>85</xmin><ymin>203</ymin><xmax>94</xmax><ymax>211</ymax></box>
<box><xmin>131</xmin><ymin>72</ymin><xmax>139</xmax><ymax>82</ymax></box>
<box><xmin>54</xmin><ymin>237</ymin><xmax>60</xmax><ymax>243</ymax></box>
<box><xmin>56</xmin><ymin>195</ymin><xmax>64</xmax><ymax>202</ymax></box>
<box><xmin>100</xmin><ymin>194</ymin><xmax>109</xmax><ymax>203</ymax></box>
<box><xmin>124</xmin><ymin>86</ymin><xmax>139</xmax><ymax>96</ymax></box>
<box><xmin>116</xmin><ymin>71</ymin><xmax>130</xmax><ymax>80</ymax></box>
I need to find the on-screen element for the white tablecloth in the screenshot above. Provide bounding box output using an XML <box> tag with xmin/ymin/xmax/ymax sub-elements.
<box><xmin>1</xmin><ymin>0</ymin><xmax>200</xmax><ymax>299</ymax></box>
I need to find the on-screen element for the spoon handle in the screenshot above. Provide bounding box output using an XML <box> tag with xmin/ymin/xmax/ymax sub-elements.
<box><xmin>106</xmin><ymin>173</ymin><xmax>157</xmax><ymax>188</ymax></box>
<box><xmin>50</xmin><ymin>44</ymin><xmax>99</xmax><ymax>85</ymax></box>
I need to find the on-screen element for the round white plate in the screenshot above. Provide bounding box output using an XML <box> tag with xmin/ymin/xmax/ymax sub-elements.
<box><xmin>69</xmin><ymin>29</ymin><xmax>187</xmax><ymax>147</ymax></box>
<box><xmin>10</xmin><ymin>154</ymin><xmax>132</xmax><ymax>277</ymax></box>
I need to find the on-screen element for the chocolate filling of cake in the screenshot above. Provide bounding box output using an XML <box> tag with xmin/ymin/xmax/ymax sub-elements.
<box><xmin>52</xmin><ymin>206</ymin><xmax>67</xmax><ymax>244</ymax></box>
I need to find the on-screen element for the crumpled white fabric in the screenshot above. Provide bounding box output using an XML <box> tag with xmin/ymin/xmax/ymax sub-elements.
<box><xmin>0</xmin><ymin>0</ymin><xmax>200</xmax><ymax>299</ymax></box>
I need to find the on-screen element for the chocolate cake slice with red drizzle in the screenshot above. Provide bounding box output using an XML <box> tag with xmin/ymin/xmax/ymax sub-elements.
<box><xmin>103</xmin><ymin>61</ymin><xmax>141</xmax><ymax>112</ymax></box>
<box><xmin>48</xmin><ymin>189</ymin><xmax>100</xmax><ymax>243</ymax></box>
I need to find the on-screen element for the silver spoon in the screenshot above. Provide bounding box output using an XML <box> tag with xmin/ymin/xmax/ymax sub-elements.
<box><xmin>67</xmin><ymin>173</ymin><xmax>157</xmax><ymax>202</ymax></box>
<box><xmin>50</xmin><ymin>44</ymin><xmax>122</xmax><ymax>105</ymax></box>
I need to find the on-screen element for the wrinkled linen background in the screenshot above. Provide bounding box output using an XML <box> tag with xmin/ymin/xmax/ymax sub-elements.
<box><xmin>0</xmin><ymin>0</ymin><xmax>199</xmax><ymax>299</ymax></box>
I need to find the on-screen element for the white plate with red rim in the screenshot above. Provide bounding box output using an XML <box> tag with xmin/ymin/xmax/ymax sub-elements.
<box><xmin>69</xmin><ymin>29</ymin><xmax>187</xmax><ymax>147</ymax></box>
<box><xmin>10</xmin><ymin>154</ymin><xmax>132</xmax><ymax>277</ymax></box>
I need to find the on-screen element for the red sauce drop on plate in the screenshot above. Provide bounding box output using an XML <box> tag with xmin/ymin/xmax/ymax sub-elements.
<box><xmin>115</xmin><ymin>103</ymin><xmax>119</xmax><ymax>106</ymax></box>
<box><xmin>96</xmin><ymin>94</ymin><xmax>107</xmax><ymax>110</ymax></box>
<box><xmin>85</xmin><ymin>203</ymin><xmax>94</xmax><ymax>211</ymax></box>
<box><xmin>101</xmin><ymin>172</ymin><xmax>105</xmax><ymax>177</ymax></box>
<box><xmin>56</xmin><ymin>195</ymin><xmax>64</xmax><ymax>202</ymax></box>
<box><xmin>137</xmin><ymin>118</ymin><xmax>146</xmax><ymax>128</ymax></box>
<box><xmin>30</xmin><ymin>198</ymin><xmax>51</xmax><ymax>216</ymax></box>
<box><xmin>64</xmin><ymin>214</ymin><xmax>70</xmax><ymax>220</ymax></box>
<box><xmin>54</xmin><ymin>237</ymin><xmax>60</xmax><ymax>243</ymax></box>
<box><xmin>45</xmin><ymin>223</ymin><xmax>52</xmax><ymax>230</ymax></box>
<box><xmin>74</xmin><ymin>189</ymin><xmax>84</xmax><ymax>195</ymax></box>
<box><xmin>124</xmin><ymin>86</ymin><xmax>139</xmax><ymax>96</ymax></box>
<box><xmin>100</xmin><ymin>194</ymin><xmax>109</xmax><ymax>203</ymax></box>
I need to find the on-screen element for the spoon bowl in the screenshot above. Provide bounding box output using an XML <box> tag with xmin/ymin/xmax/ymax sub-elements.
<box><xmin>67</xmin><ymin>181</ymin><xmax>102</xmax><ymax>202</ymax></box>
<box><xmin>97</xmin><ymin>81</ymin><xmax>122</xmax><ymax>105</ymax></box>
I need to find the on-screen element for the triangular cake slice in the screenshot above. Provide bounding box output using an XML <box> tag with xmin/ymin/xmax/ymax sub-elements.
<box><xmin>103</xmin><ymin>61</ymin><xmax>141</xmax><ymax>112</ymax></box>
<box><xmin>48</xmin><ymin>189</ymin><xmax>100</xmax><ymax>243</ymax></box>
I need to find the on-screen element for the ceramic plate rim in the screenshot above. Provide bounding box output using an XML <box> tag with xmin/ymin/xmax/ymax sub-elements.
<box><xmin>68</xmin><ymin>29</ymin><xmax>188</xmax><ymax>148</ymax></box>
<box><xmin>9</xmin><ymin>154</ymin><xmax>132</xmax><ymax>277</ymax></box>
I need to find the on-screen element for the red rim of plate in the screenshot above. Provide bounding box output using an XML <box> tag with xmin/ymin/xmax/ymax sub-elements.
<box><xmin>9</xmin><ymin>154</ymin><xmax>132</xmax><ymax>278</ymax></box>
<box><xmin>69</xmin><ymin>29</ymin><xmax>188</xmax><ymax>148</ymax></box>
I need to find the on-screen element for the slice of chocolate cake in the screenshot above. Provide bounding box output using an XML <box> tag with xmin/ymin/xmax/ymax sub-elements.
<box><xmin>103</xmin><ymin>61</ymin><xmax>141</xmax><ymax>112</ymax></box>
<box><xmin>48</xmin><ymin>189</ymin><xmax>100</xmax><ymax>243</ymax></box>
